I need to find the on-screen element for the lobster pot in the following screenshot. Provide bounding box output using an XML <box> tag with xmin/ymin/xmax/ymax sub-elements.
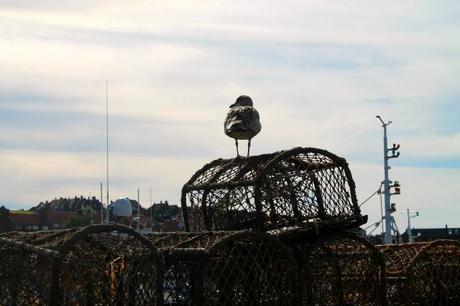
<box><xmin>2</xmin><ymin>224</ymin><xmax>164</xmax><ymax>306</ymax></box>
<box><xmin>292</xmin><ymin>232</ymin><xmax>386</xmax><ymax>306</ymax></box>
<box><xmin>181</xmin><ymin>147</ymin><xmax>366</xmax><ymax>235</ymax></box>
<box><xmin>0</xmin><ymin>238</ymin><xmax>58</xmax><ymax>306</ymax></box>
<box><xmin>147</xmin><ymin>231</ymin><xmax>297</xmax><ymax>306</ymax></box>
<box><xmin>377</xmin><ymin>240</ymin><xmax>460</xmax><ymax>305</ymax></box>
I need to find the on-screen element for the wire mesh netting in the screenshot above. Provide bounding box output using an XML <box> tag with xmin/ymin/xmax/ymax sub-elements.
<box><xmin>377</xmin><ymin>240</ymin><xmax>460</xmax><ymax>305</ymax></box>
<box><xmin>204</xmin><ymin>232</ymin><xmax>296</xmax><ymax>306</ymax></box>
<box><xmin>2</xmin><ymin>226</ymin><xmax>460</xmax><ymax>306</ymax></box>
<box><xmin>181</xmin><ymin>147</ymin><xmax>366</xmax><ymax>235</ymax></box>
<box><xmin>3</xmin><ymin>143</ymin><xmax>460</xmax><ymax>306</ymax></box>
<box><xmin>285</xmin><ymin>232</ymin><xmax>387</xmax><ymax>306</ymax></box>
<box><xmin>53</xmin><ymin>225</ymin><xmax>164</xmax><ymax>306</ymax></box>
<box><xmin>0</xmin><ymin>224</ymin><xmax>164</xmax><ymax>306</ymax></box>
<box><xmin>0</xmin><ymin>238</ymin><xmax>59</xmax><ymax>305</ymax></box>
<box><xmin>146</xmin><ymin>230</ymin><xmax>297</xmax><ymax>306</ymax></box>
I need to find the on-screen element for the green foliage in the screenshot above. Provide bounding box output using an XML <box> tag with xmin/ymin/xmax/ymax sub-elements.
<box><xmin>82</xmin><ymin>207</ymin><xmax>94</xmax><ymax>215</ymax></box>
<box><xmin>10</xmin><ymin>210</ymin><xmax>34</xmax><ymax>215</ymax></box>
<box><xmin>63</xmin><ymin>208</ymin><xmax>95</xmax><ymax>229</ymax></box>
<box><xmin>64</xmin><ymin>214</ymin><xmax>91</xmax><ymax>228</ymax></box>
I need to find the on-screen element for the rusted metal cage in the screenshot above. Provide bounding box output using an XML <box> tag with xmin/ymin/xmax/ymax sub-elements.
<box><xmin>285</xmin><ymin>232</ymin><xmax>387</xmax><ymax>306</ymax></box>
<box><xmin>146</xmin><ymin>230</ymin><xmax>297</xmax><ymax>306</ymax></box>
<box><xmin>377</xmin><ymin>240</ymin><xmax>460</xmax><ymax>305</ymax></box>
<box><xmin>0</xmin><ymin>224</ymin><xmax>164</xmax><ymax>306</ymax></box>
<box><xmin>181</xmin><ymin>147</ymin><xmax>366</xmax><ymax>235</ymax></box>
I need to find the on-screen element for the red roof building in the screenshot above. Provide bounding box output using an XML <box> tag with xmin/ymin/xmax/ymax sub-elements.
<box><xmin>154</xmin><ymin>219</ymin><xmax>184</xmax><ymax>232</ymax></box>
<box><xmin>8</xmin><ymin>213</ymin><xmax>43</xmax><ymax>231</ymax></box>
<box><xmin>45</xmin><ymin>211</ymin><xmax>75</xmax><ymax>229</ymax></box>
<box><xmin>0</xmin><ymin>209</ymin><xmax>105</xmax><ymax>233</ymax></box>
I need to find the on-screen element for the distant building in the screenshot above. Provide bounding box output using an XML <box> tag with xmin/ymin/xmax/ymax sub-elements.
<box><xmin>402</xmin><ymin>225</ymin><xmax>460</xmax><ymax>242</ymax></box>
<box><xmin>148</xmin><ymin>201</ymin><xmax>180</xmax><ymax>222</ymax></box>
<box><xmin>147</xmin><ymin>201</ymin><xmax>184</xmax><ymax>232</ymax></box>
<box><xmin>32</xmin><ymin>196</ymin><xmax>103</xmax><ymax>213</ymax></box>
<box><xmin>0</xmin><ymin>204</ymin><xmax>103</xmax><ymax>233</ymax></box>
<box><xmin>152</xmin><ymin>219</ymin><xmax>184</xmax><ymax>232</ymax></box>
<box><xmin>0</xmin><ymin>197</ymin><xmax>184</xmax><ymax>233</ymax></box>
<box><xmin>0</xmin><ymin>206</ymin><xmax>15</xmax><ymax>232</ymax></box>
<box><xmin>139</xmin><ymin>215</ymin><xmax>150</xmax><ymax>227</ymax></box>
<box><xmin>11</xmin><ymin>214</ymin><xmax>44</xmax><ymax>231</ymax></box>
<box><xmin>367</xmin><ymin>233</ymin><xmax>403</xmax><ymax>245</ymax></box>
<box><xmin>44</xmin><ymin>211</ymin><xmax>77</xmax><ymax>229</ymax></box>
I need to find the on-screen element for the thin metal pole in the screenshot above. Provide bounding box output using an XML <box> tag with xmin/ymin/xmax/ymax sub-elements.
<box><xmin>89</xmin><ymin>194</ymin><xmax>93</xmax><ymax>224</ymax></box>
<box><xmin>407</xmin><ymin>208</ymin><xmax>413</xmax><ymax>243</ymax></box>
<box><xmin>390</xmin><ymin>216</ymin><xmax>401</xmax><ymax>244</ymax></box>
<box><xmin>137</xmin><ymin>188</ymin><xmax>140</xmax><ymax>231</ymax></box>
<box><xmin>150</xmin><ymin>188</ymin><xmax>152</xmax><ymax>206</ymax></box>
<box><xmin>100</xmin><ymin>182</ymin><xmax>103</xmax><ymax>224</ymax></box>
<box><xmin>150</xmin><ymin>187</ymin><xmax>153</xmax><ymax>226</ymax></box>
<box><xmin>383</xmin><ymin>123</ymin><xmax>392</xmax><ymax>244</ymax></box>
<box><xmin>379</xmin><ymin>190</ymin><xmax>384</xmax><ymax>235</ymax></box>
<box><xmin>106</xmin><ymin>81</ymin><xmax>110</xmax><ymax>224</ymax></box>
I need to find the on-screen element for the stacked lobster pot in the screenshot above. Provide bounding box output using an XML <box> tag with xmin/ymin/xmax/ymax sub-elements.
<box><xmin>181</xmin><ymin>147</ymin><xmax>366</xmax><ymax>234</ymax></box>
<box><xmin>180</xmin><ymin>147</ymin><xmax>388</xmax><ymax>305</ymax></box>
<box><xmin>2</xmin><ymin>147</ymin><xmax>458</xmax><ymax>305</ymax></box>
<box><xmin>145</xmin><ymin>231</ymin><xmax>296</xmax><ymax>306</ymax></box>
<box><xmin>377</xmin><ymin>240</ymin><xmax>460</xmax><ymax>305</ymax></box>
<box><xmin>0</xmin><ymin>224</ymin><xmax>164</xmax><ymax>306</ymax></box>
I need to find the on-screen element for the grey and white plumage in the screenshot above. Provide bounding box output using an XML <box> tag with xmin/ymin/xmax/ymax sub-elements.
<box><xmin>224</xmin><ymin>95</ymin><xmax>261</xmax><ymax>157</ymax></box>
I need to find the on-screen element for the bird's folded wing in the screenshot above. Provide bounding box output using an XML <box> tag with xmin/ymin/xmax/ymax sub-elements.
<box><xmin>247</xmin><ymin>109</ymin><xmax>261</xmax><ymax>133</ymax></box>
<box><xmin>224</xmin><ymin>106</ymin><xmax>261</xmax><ymax>134</ymax></box>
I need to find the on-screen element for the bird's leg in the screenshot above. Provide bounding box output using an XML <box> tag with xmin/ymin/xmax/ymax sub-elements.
<box><xmin>247</xmin><ymin>139</ymin><xmax>251</xmax><ymax>157</ymax></box>
<box><xmin>235</xmin><ymin>139</ymin><xmax>240</xmax><ymax>157</ymax></box>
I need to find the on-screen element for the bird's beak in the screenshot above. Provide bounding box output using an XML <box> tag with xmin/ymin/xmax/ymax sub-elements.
<box><xmin>229</xmin><ymin>103</ymin><xmax>236</xmax><ymax>108</ymax></box>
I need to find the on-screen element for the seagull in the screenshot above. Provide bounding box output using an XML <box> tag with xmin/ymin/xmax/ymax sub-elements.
<box><xmin>224</xmin><ymin>95</ymin><xmax>261</xmax><ymax>157</ymax></box>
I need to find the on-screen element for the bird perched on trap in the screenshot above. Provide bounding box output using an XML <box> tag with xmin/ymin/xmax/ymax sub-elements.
<box><xmin>224</xmin><ymin>95</ymin><xmax>261</xmax><ymax>157</ymax></box>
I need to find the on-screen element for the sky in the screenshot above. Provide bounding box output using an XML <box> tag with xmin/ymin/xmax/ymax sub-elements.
<box><xmin>0</xmin><ymin>1</ymin><xmax>459</xmax><ymax>231</ymax></box>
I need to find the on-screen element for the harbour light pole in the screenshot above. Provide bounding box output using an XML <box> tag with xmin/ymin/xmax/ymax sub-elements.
<box><xmin>376</xmin><ymin>115</ymin><xmax>400</xmax><ymax>244</ymax></box>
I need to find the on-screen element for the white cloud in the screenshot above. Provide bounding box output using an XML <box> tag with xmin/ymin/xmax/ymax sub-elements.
<box><xmin>353</xmin><ymin>162</ymin><xmax>460</xmax><ymax>229</ymax></box>
<box><xmin>0</xmin><ymin>1</ymin><xmax>459</xmax><ymax>228</ymax></box>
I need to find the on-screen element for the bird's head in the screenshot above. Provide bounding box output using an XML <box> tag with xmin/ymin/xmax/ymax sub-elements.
<box><xmin>229</xmin><ymin>95</ymin><xmax>253</xmax><ymax>108</ymax></box>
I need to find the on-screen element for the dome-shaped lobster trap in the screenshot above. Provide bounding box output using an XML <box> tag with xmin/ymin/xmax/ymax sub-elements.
<box><xmin>146</xmin><ymin>230</ymin><xmax>297</xmax><ymax>306</ymax></box>
<box><xmin>181</xmin><ymin>147</ymin><xmax>366</xmax><ymax>235</ymax></box>
<box><xmin>0</xmin><ymin>224</ymin><xmax>164</xmax><ymax>306</ymax></box>
<box><xmin>377</xmin><ymin>240</ymin><xmax>460</xmax><ymax>305</ymax></box>
<box><xmin>291</xmin><ymin>232</ymin><xmax>386</xmax><ymax>306</ymax></box>
<box><xmin>0</xmin><ymin>237</ymin><xmax>59</xmax><ymax>305</ymax></box>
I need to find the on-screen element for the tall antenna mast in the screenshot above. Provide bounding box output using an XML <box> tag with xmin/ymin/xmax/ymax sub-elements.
<box><xmin>106</xmin><ymin>80</ymin><xmax>110</xmax><ymax>223</ymax></box>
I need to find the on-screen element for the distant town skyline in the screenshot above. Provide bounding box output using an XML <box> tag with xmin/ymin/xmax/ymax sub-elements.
<box><xmin>0</xmin><ymin>1</ymin><xmax>459</xmax><ymax>230</ymax></box>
